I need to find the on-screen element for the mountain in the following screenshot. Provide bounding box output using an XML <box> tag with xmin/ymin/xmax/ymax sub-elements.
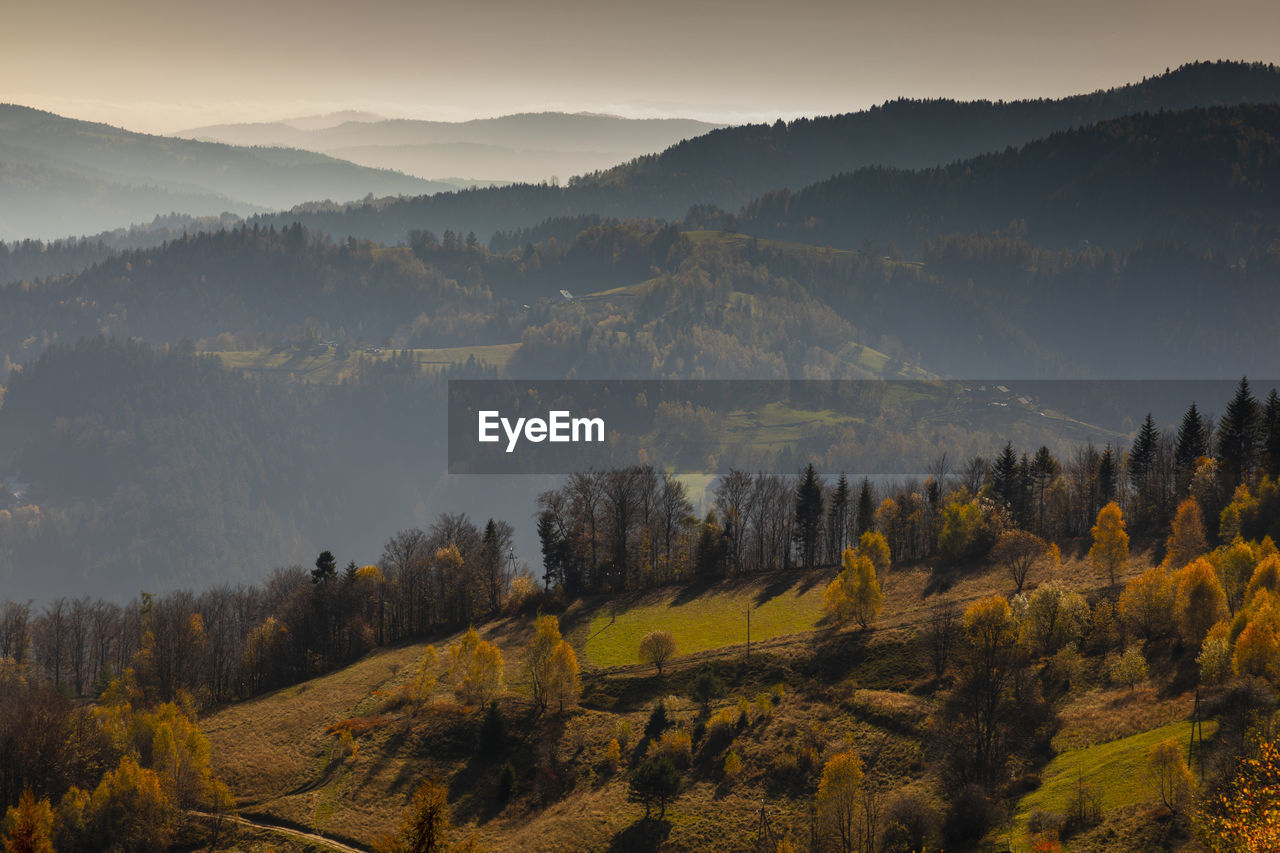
<box><xmin>0</xmin><ymin>104</ymin><xmax>455</xmax><ymax>240</ymax></box>
<box><xmin>245</xmin><ymin>62</ymin><xmax>1280</xmax><ymax>246</ymax></box>
<box><xmin>720</xmin><ymin>104</ymin><xmax>1280</xmax><ymax>253</ymax></box>
<box><xmin>179</xmin><ymin>112</ymin><xmax>724</xmax><ymax>184</ymax></box>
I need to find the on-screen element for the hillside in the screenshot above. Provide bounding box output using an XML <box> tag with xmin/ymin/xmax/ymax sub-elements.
<box><xmin>179</xmin><ymin>112</ymin><xmax>723</xmax><ymax>185</ymax></box>
<box><xmin>0</xmin><ymin>104</ymin><xmax>453</xmax><ymax>240</ymax></box>
<box><xmin>200</xmin><ymin>548</ymin><xmax>1178</xmax><ymax>852</ymax></box>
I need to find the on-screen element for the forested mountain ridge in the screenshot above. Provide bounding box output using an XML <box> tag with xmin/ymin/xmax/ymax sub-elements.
<box><xmin>716</xmin><ymin>104</ymin><xmax>1280</xmax><ymax>253</ymax></box>
<box><xmin>0</xmin><ymin>103</ymin><xmax>453</xmax><ymax>240</ymax></box>
<box><xmin>245</xmin><ymin>61</ymin><xmax>1280</xmax><ymax>245</ymax></box>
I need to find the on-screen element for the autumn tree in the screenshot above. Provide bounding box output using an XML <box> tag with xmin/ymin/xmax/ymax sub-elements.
<box><xmin>816</xmin><ymin>751</ymin><xmax>864</xmax><ymax>853</ymax></box>
<box><xmin>1174</xmin><ymin>558</ymin><xmax>1228</xmax><ymax>648</ymax></box>
<box><xmin>1</xmin><ymin>790</ymin><xmax>54</xmax><ymax>853</ymax></box>
<box><xmin>1118</xmin><ymin>567</ymin><xmax>1175</xmax><ymax>640</ymax></box>
<box><xmin>1165</xmin><ymin>498</ymin><xmax>1209</xmax><ymax>569</ymax></box>
<box><xmin>1089</xmin><ymin>502</ymin><xmax>1129</xmax><ymax>588</ymax></box>
<box><xmin>992</xmin><ymin>529</ymin><xmax>1048</xmax><ymax>593</ymax></box>
<box><xmin>1196</xmin><ymin>737</ymin><xmax>1280</xmax><ymax>851</ymax></box>
<box><xmin>823</xmin><ymin>548</ymin><xmax>883</xmax><ymax>629</ymax></box>
<box><xmin>448</xmin><ymin>628</ymin><xmax>504</xmax><ymax>707</ymax></box>
<box><xmin>379</xmin><ymin>777</ymin><xmax>453</xmax><ymax>853</ymax></box>
<box><xmin>639</xmin><ymin>630</ymin><xmax>676</xmax><ymax>676</ymax></box>
<box><xmin>546</xmin><ymin>640</ymin><xmax>580</xmax><ymax>712</ymax></box>
<box><xmin>1146</xmin><ymin>738</ymin><xmax>1194</xmax><ymax>814</ymax></box>
<box><xmin>1111</xmin><ymin>646</ymin><xmax>1149</xmax><ymax>691</ymax></box>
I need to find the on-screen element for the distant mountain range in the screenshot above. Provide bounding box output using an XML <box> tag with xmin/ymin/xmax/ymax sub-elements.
<box><xmin>178</xmin><ymin>112</ymin><xmax>723</xmax><ymax>184</ymax></box>
<box><xmin>0</xmin><ymin>105</ymin><xmax>460</xmax><ymax>240</ymax></box>
<box><xmin>248</xmin><ymin>61</ymin><xmax>1280</xmax><ymax>246</ymax></box>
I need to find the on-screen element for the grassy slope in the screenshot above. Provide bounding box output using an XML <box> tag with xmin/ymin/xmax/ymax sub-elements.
<box><xmin>1011</xmin><ymin>717</ymin><xmax>1217</xmax><ymax>849</ymax></box>
<box><xmin>203</xmin><ymin>550</ymin><xmax>1152</xmax><ymax>852</ymax></box>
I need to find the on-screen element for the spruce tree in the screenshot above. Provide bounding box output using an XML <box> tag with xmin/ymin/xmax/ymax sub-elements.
<box><xmin>793</xmin><ymin>463</ymin><xmax>824</xmax><ymax>570</ymax></box>
<box><xmin>1263</xmin><ymin>388</ymin><xmax>1280</xmax><ymax>480</ymax></box>
<box><xmin>826</xmin><ymin>473</ymin><xmax>851</xmax><ymax>563</ymax></box>
<box><xmin>1175</xmin><ymin>402</ymin><xmax>1209</xmax><ymax>473</ymax></box>
<box><xmin>1217</xmin><ymin>377</ymin><xmax>1260</xmax><ymax>490</ymax></box>
<box><xmin>1098</xmin><ymin>444</ymin><xmax>1117</xmax><ymax>503</ymax></box>
<box><xmin>856</xmin><ymin>477</ymin><xmax>875</xmax><ymax>536</ymax></box>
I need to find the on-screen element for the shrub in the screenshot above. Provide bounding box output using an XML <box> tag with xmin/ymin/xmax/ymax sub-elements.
<box><xmin>723</xmin><ymin>749</ymin><xmax>743</xmax><ymax>782</ymax></box>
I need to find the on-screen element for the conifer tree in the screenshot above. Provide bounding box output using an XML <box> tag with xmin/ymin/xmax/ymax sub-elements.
<box><xmin>1217</xmin><ymin>377</ymin><xmax>1260</xmax><ymax>490</ymax></box>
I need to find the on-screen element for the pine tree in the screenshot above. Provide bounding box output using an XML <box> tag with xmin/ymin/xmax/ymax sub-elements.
<box><xmin>1128</xmin><ymin>414</ymin><xmax>1161</xmax><ymax>526</ymax></box>
<box><xmin>856</xmin><ymin>478</ymin><xmax>875</xmax><ymax>536</ymax></box>
<box><xmin>1217</xmin><ymin>377</ymin><xmax>1261</xmax><ymax>490</ymax></box>
<box><xmin>1175</xmin><ymin>402</ymin><xmax>1209</xmax><ymax>473</ymax></box>
<box><xmin>826</xmin><ymin>474</ymin><xmax>851</xmax><ymax>563</ymax></box>
<box><xmin>1263</xmin><ymin>388</ymin><xmax>1280</xmax><ymax>480</ymax></box>
<box><xmin>991</xmin><ymin>442</ymin><xmax>1020</xmax><ymax>512</ymax></box>
<box><xmin>1098</xmin><ymin>444</ymin><xmax>1118</xmax><ymax>503</ymax></box>
<box><xmin>793</xmin><ymin>464</ymin><xmax>824</xmax><ymax>571</ymax></box>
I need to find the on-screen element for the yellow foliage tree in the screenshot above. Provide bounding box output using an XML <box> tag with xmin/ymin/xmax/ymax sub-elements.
<box><xmin>817</xmin><ymin>751</ymin><xmax>864</xmax><ymax>853</ymax></box>
<box><xmin>1089</xmin><ymin>502</ymin><xmax>1129</xmax><ymax>587</ymax></box>
<box><xmin>378</xmin><ymin>777</ymin><xmax>453</xmax><ymax>853</ymax></box>
<box><xmin>1118</xmin><ymin>566</ymin><xmax>1175</xmax><ymax>640</ymax></box>
<box><xmin>526</xmin><ymin>614</ymin><xmax>562</xmax><ymax>712</ymax></box>
<box><xmin>824</xmin><ymin>548</ymin><xmax>883</xmax><ymax>629</ymax></box>
<box><xmin>546</xmin><ymin>639</ymin><xmax>581</xmax><ymax>713</ymax></box>
<box><xmin>1247</xmin><ymin>553</ymin><xmax>1280</xmax><ymax>598</ymax></box>
<box><xmin>1</xmin><ymin>790</ymin><xmax>55</xmax><ymax>853</ymax></box>
<box><xmin>1196</xmin><ymin>737</ymin><xmax>1280</xmax><ymax>851</ymax></box>
<box><xmin>1146</xmin><ymin>738</ymin><xmax>1194</xmax><ymax>814</ymax></box>
<box><xmin>857</xmin><ymin>530</ymin><xmax>891</xmax><ymax>577</ymax></box>
<box><xmin>1175</xmin><ymin>558</ymin><xmax>1229</xmax><ymax>648</ymax></box>
<box><xmin>1165</xmin><ymin>498</ymin><xmax>1209</xmax><ymax>569</ymax></box>
<box><xmin>404</xmin><ymin>646</ymin><xmax>439</xmax><ymax>708</ymax></box>
<box><xmin>448</xmin><ymin>628</ymin><xmax>504</xmax><ymax>706</ymax></box>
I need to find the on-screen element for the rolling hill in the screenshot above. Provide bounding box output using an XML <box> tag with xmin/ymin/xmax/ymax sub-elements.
<box><xmin>0</xmin><ymin>104</ymin><xmax>454</xmax><ymax>240</ymax></box>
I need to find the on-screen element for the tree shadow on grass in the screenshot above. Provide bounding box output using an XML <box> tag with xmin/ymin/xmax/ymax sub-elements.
<box><xmin>607</xmin><ymin>816</ymin><xmax>671</xmax><ymax>852</ymax></box>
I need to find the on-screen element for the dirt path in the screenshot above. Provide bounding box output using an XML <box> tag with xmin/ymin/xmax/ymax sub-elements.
<box><xmin>192</xmin><ymin>811</ymin><xmax>372</xmax><ymax>853</ymax></box>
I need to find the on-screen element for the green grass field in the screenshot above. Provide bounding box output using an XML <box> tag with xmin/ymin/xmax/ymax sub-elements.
<box><xmin>576</xmin><ymin>574</ymin><xmax>828</xmax><ymax>669</ymax></box>
<box><xmin>1012</xmin><ymin>718</ymin><xmax>1216</xmax><ymax>847</ymax></box>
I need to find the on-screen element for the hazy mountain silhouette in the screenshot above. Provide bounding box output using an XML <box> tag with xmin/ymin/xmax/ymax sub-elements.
<box><xmin>179</xmin><ymin>112</ymin><xmax>722</xmax><ymax>183</ymax></box>
<box><xmin>0</xmin><ymin>104</ymin><xmax>455</xmax><ymax>239</ymax></box>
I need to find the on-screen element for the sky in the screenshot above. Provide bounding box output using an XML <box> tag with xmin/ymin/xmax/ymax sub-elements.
<box><xmin>3</xmin><ymin>0</ymin><xmax>1278</xmax><ymax>133</ymax></box>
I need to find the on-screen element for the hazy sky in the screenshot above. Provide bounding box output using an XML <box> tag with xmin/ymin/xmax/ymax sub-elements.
<box><xmin>3</xmin><ymin>0</ymin><xmax>1278</xmax><ymax>133</ymax></box>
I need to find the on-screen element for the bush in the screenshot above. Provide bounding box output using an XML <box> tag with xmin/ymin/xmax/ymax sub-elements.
<box><xmin>647</xmin><ymin>728</ymin><xmax>693</xmax><ymax>768</ymax></box>
<box><xmin>943</xmin><ymin>784</ymin><xmax>999</xmax><ymax>846</ymax></box>
<box><xmin>723</xmin><ymin>749</ymin><xmax>743</xmax><ymax>782</ymax></box>
<box><xmin>644</xmin><ymin>701</ymin><xmax>670</xmax><ymax>740</ymax></box>
<box><xmin>477</xmin><ymin>702</ymin><xmax>505</xmax><ymax>755</ymax></box>
<box><xmin>881</xmin><ymin>791</ymin><xmax>942</xmax><ymax>853</ymax></box>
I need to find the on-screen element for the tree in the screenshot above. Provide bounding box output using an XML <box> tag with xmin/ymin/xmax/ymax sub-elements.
<box><xmin>1089</xmin><ymin>502</ymin><xmax>1130</xmax><ymax>588</ymax></box>
<box><xmin>1174</xmin><ymin>558</ymin><xmax>1228</xmax><ymax>648</ymax></box>
<box><xmin>1021</xmin><ymin>582</ymin><xmax>1089</xmax><ymax>655</ymax></box>
<box><xmin>1</xmin><ymin>790</ymin><xmax>54</xmax><ymax>853</ymax></box>
<box><xmin>448</xmin><ymin>628</ymin><xmax>504</xmax><ymax>706</ymax></box>
<box><xmin>380</xmin><ymin>777</ymin><xmax>453</xmax><ymax>853</ymax></box>
<box><xmin>793</xmin><ymin>464</ymin><xmax>824</xmax><ymax>571</ymax></box>
<box><xmin>1111</xmin><ymin>646</ymin><xmax>1149</xmax><ymax>691</ymax></box>
<box><xmin>1146</xmin><ymin>738</ymin><xmax>1194</xmax><ymax>814</ymax></box>
<box><xmin>823</xmin><ymin>548</ymin><xmax>882</xmax><ymax>629</ymax></box>
<box><xmin>526</xmin><ymin>614</ymin><xmax>561</xmax><ymax>712</ymax></box>
<box><xmin>1217</xmin><ymin>377</ymin><xmax>1261</xmax><ymax>490</ymax></box>
<box><xmin>691</xmin><ymin>668</ymin><xmax>725</xmax><ymax>717</ymax></box>
<box><xmin>312</xmin><ymin>550</ymin><xmax>337</xmax><ymax>585</ymax></box>
<box><xmin>1264</xmin><ymin>389</ymin><xmax>1280</xmax><ymax>481</ymax></box>
<box><xmin>857</xmin><ymin>530</ymin><xmax>891</xmax><ymax>577</ymax></box>
<box><xmin>1196</xmin><ymin>736</ymin><xmax>1280</xmax><ymax>850</ymax></box>
<box><xmin>856</xmin><ymin>478</ymin><xmax>875</xmax><ymax>536</ymax></box>
<box><xmin>826</xmin><ymin>474</ymin><xmax>852</xmax><ymax>564</ymax></box>
<box><xmin>546</xmin><ymin>640</ymin><xmax>580</xmax><ymax>712</ymax></box>
<box><xmin>1176</xmin><ymin>402</ymin><xmax>1209</xmax><ymax>479</ymax></box>
<box><xmin>991</xmin><ymin>529</ymin><xmax>1048</xmax><ymax>593</ymax></box>
<box><xmin>629</xmin><ymin>756</ymin><xmax>681</xmax><ymax>819</ymax></box>
<box><xmin>1118</xmin><ymin>567</ymin><xmax>1175</xmax><ymax>640</ymax></box>
<box><xmin>816</xmin><ymin>751</ymin><xmax>864</xmax><ymax>853</ymax></box>
<box><xmin>1165</xmin><ymin>498</ymin><xmax>1209</xmax><ymax>569</ymax></box>
<box><xmin>1128</xmin><ymin>413</ymin><xmax>1161</xmax><ymax>520</ymax></box>
<box><xmin>639</xmin><ymin>630</ymin><xmax>676</xmax><ymax>676</ymax></box>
